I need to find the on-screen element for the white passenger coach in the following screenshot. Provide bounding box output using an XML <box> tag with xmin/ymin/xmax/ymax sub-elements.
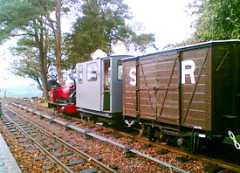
<box><xmin>76</xmin><ymin>55</ymin><xmax>132</xmax><ymax>118</ymax></box>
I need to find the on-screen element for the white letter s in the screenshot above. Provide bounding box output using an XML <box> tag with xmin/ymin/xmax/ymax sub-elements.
<box><xmin>129</xmin><ymin>67</ymin><xmax>136</xmax><ymax>86</ymax></box>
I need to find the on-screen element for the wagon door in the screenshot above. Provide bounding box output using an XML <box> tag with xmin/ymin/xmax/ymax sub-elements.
<box><xmin>122</xmin><ymin>60</ymin><xmax>137</xmax><ymax>117</ymax></box>
<box><xmin>180</xmin><ymin>48</ymin><xmax>211</xmax><ymax>131</ymax></box>
<box><xmin>138</xmin><ymin>53</ymin><xmax>180</xmax><ymax>125</ymax></box>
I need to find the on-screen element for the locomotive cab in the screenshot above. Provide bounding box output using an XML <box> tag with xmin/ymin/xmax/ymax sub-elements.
<box><xmin>47</xmin><ymin>79</ymin><xmax>59</xmax><ymax>108</ymax></box>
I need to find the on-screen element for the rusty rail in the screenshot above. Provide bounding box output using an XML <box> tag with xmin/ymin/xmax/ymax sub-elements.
<box><xmin>2</xmin><ymin>114</ymin><xmax>74</xmax><ymax>173</ymax></box>
<box><xmin>3</xmin><ymin>106</ymin><xmax>116</xmax><ymax>173</ymax></box>
<box><xmin>11</xmin><ymin>102</ymin><xmax>190</xmax><ymax>173</ymax></box>
<box><xmin>12</xmin><ymin>102</ymin><xmax>240</xmax><ymax>173</ymax></box>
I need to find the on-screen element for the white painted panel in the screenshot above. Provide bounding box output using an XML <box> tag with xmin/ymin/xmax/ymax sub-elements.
<box><xmin>76</xmin><ymin>59</ymin><xmax>101</xmax><ymax>111</ymax></box>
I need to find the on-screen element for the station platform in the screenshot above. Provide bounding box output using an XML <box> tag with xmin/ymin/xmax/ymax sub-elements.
<box><xmin>0</xmin><ymin>133</ymin><xmax>22</xmax><ymax>173</ymax></box>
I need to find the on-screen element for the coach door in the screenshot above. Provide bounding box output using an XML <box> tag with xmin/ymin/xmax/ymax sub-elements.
<box><xmin>77</xmin><ymin>59</ymin><xmax>102</xmax><ymax>111</ymax></box>
<box><xmin>103</xmin><ymin>59</ymin><xmax>111</xmax><ymax>111</ymax></box>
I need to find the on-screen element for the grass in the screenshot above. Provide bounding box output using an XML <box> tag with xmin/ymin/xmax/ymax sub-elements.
<box><xmin>39</xmin><ymin>101</ymin><xmax>48</xmax><ymax>108</ymax></box>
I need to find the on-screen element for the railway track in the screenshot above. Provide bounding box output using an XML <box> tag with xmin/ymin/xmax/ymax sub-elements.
<box><xmin>22</xmin><ymin>101</ymin><xmax>240</xmax><ymax>173</ymax></box>
<box><xmin>117</xmin><ymin>132</ymin><xmax>240</xmax><ymax>172</ymax></box>
<box><xmin>1</xmin><ymin>106</ymin><xmax>116</xmax><ymax>173</ymax></box>
<box><xmin>7</xmin><ymin>101</ymin><xmax>191</xmax><ymax>173</ymax></box>
<box><xmin>8</xmin><ymin>101</ymin><xmax>240</xmax><ymax>172</ymax></box>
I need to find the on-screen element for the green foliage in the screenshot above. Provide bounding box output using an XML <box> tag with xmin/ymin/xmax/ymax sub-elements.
<box><xmin>11</xmin><ymin>38</ymin><xmax>43</xmax><ymax>90</ymax></box>
<box><xmin>0</xmin><ymin>0</ymin><xmax>57</xmax><ymax>98</ymax></box>
<box><xmin>193</xmin><ymin>0</ymin><xmax>240</xmax><ymax>41</ymax></box>
<box><xmin>0</xmin><ymin>0</ymin><xmax>54</xmax><ymax>43</ymax></box>
<box><xmin>64</xmin><ymin>0</ymin><xmax>156</xmax><ymax>67</ymax></box>
<box><xmin>130</xmin><ymin>33</ymin><xmax>156</xmax><ymax>52</ymax></box>
<box><xmin>1</xmin><ymin>0</ymin><xmax>156</xmax><ymax>88</ymax></box>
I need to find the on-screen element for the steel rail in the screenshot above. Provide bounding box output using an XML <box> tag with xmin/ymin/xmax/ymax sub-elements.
<box><xmin>6</xmin><ymin>107</ymin><xmax>116</xmax><ymax>173</ymax></box>
<box><xmin>11</xmin><ymin>103</ymin><xmax>190</xmax><ymax>173</ymax></box>
<box><xmin>12</xmin><ymin>102</ymin><xmax>240</xmax><ymax>172</ymax></box>
<box><xmin>117</xmin><ymin>131</ymin><xmax>240</xmax><ymax>173</ymax></box>
<box><xmin>2</xmin><ymin>113</ymin><xmax>74</xmax><ymax>173</ymax></box>
<box><xmin>15</xmin><ymin>102</ymin><xmax>240</xmax><ymax>173</ymax></box>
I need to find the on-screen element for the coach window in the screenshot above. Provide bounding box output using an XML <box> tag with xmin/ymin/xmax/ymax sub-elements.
<box><xmin>77</xmin><ymin>65</ymin><xmax>83</xmax><ymax>83</ymax></box>
<box><xmin>117</xmin><ymin>61</ymin><xmax>123</xmax><ymax>80</ymax></box>
<box><xmin>87</xmin><ymin>62</ymin><xmax>97</xmax><ymax>81</ymax></box>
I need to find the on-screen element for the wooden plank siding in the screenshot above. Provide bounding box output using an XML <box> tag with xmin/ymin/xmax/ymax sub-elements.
<box><xmin>181</xmin><ymin>48</ymin><xmax>211</xmax><ymax>130</ymax></box>
<box><xmin>122</xmin><ymin>41</ymin><xmax>240</xmax><ymax>134</ymax></box>
<box><xmin>123</xmin><ymin>47</ymin><xmax>212</xmax><ymax>131</ymax></box>
<box><xmin>123</xmin><ymin>53</ymin><xmax>180</xmax><ymax>125</ymax></box>
<box><xmin>122</xmin><ymin>61</ymin><xmax>137</xmax><ymax>117</ymax></box>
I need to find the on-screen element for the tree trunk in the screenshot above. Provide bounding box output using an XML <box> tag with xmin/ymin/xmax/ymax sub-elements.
<box><xmin>55</xmin><ymin>0</ymin><xmax>63</xmax><ymax>84</ymax></box>
<box><xmin>35</xmin><ymin>18</ymin><xmax>49</xmax><ymax>101</ymax></box>
<box><xmin>34</xmin><ymin>76</ymin><xmax>44</xmax><ymax>91</ymax></box>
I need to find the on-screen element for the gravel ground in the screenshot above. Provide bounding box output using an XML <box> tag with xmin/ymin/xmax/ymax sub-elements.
<box><xmin>9</xmin><ymin>102</ymin><xmax>206</xmax><ymax>173</ymax></box>
<box><xmin>0</xmin><ymin>121</ymin><xmax>64</xmax><ymax>173</ymax></box>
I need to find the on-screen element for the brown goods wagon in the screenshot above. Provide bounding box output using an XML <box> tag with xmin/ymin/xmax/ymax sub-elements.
<box><xmin>122</xmin><ymin>40</ymin><xmax>240</xmax><ymax>134</ymax></box>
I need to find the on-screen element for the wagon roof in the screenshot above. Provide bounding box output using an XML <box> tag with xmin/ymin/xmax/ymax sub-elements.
<box><xmin>122</xmin><ymin>39</ymin><xmax>240</xmax><ymax>62</ymax></box>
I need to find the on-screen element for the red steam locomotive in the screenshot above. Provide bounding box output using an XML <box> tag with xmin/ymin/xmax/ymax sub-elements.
<box><xmin>48</xmin><ymin>79</ymin><xmax>77</xmax><ymax>114</ymax></box>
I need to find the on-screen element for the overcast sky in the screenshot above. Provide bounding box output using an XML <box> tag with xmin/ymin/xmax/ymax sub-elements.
<box><xmin>0</xmin><ymin>0</ymin><xmax>195</xmax><ymax>97</ymax></box>
<box><xmin>125</xmin><ymin>0</ymin><xmax>194</xmax><ymax>48</ymax></box>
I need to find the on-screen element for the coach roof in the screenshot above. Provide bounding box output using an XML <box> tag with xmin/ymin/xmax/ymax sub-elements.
<box><xmin>96</xmin><ymin>54</ymin><xmax>133</xmax><ymax>60</ymax></box>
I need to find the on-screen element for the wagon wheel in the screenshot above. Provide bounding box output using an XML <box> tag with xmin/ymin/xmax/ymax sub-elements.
<box><xmin>145</xmin><ymin>125</ymin><xmax>157</xmax><ymax>141</ymax></box>
<box><xmin>190</xmin><ymin>130</ymin><xmax>200</xmax><ymax>153</ymax></box>
<box><xmin>137</xmin><ymin>123</ymin><xmax>145</xmax><ymax>137</ymax></box>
